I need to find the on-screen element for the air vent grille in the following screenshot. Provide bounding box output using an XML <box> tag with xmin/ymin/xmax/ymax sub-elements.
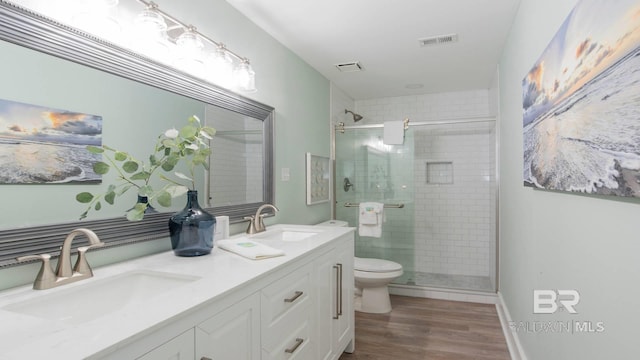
<box><xmin>335</xmin><ymin>62</ymin><xmax>364</xmax><ymax>72</ymax></box>
<box><xmin>419</xmin><ymin>33</ymin><xmax>459</xmax><ymax>47</ymax></box>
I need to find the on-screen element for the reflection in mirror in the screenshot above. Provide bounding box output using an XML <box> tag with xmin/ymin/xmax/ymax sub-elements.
<box><xmin>0</xmin><ymin>2</ymin><xmax>275</xmax><ymax>267</ymax></box>
<box><xmin>207</xmin><ymin>105</ymin><xmax>264</xmax><ymax>208</ymax></box>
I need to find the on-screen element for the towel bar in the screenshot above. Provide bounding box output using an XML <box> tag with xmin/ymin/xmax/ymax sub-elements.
<box><xmin>343</xmin><ymin>202</ymin><xmax>404</xmax><ymax>209</ymax></box>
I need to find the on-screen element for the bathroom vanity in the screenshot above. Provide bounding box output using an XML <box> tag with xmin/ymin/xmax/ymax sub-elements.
<box><xmin>0</xmin><ymin>224</ymin><xmax>354</xmax><ymax>360</ymax></box>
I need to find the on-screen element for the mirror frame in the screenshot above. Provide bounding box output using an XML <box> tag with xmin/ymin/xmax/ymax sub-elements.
<box><xmin>0</xmin><ymin>1</ymin><xmax>274</xmax><ymax>267</ymax></box>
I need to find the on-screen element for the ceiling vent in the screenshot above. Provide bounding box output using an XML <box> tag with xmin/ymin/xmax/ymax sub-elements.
<box><xmin>335</xmin><ymin>61</ymin><xmax>364</xmax><ymax>72</ymax></box>
<box><xmin>419</xmin><ymin>33</ymin><xmax>459</xmax><ymax>47</ymax></box>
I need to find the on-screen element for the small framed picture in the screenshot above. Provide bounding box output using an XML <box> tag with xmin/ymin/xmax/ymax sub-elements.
<box><xmin>306</xmin><ymin>153</ymin><xmax>330</xmax><ymax>205</ymax></box>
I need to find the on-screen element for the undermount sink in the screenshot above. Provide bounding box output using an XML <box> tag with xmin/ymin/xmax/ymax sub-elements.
<box><xmin>2</xmin><ymin>270</ymin><xmax>200</xmax><ymax>325</ymax></box>
<box><xmin>252</xmin><ymin>228</ymin><xmax>319</xmax><ymax>242</ymax></box>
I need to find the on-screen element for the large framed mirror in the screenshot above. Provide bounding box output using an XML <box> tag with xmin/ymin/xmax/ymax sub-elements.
<box><xmin>0</xmin><ymin>1</ymin><xmax>274</xmax><ymax>267</ymax></box>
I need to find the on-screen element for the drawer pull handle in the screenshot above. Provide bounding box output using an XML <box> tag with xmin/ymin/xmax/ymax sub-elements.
<box><xmin>337</xmin><ymin>263</ymin><xmax>343</xmax><ymax>316</ymax></box>
<box><xmin>284</xmin><ymin>290</ymin><xmax>304</xmax><ymax>303</ymax></box>
<box><xmin>201</xmin><ymin>357</ymin><xmax>213</xmax><ymax>360</ymax></box>
<box><xmin>333</xmin><ymin>264</ymin><xmax>340</xmax><ymax>319</ymax></box>
<box><xmin>284</xmin><ymin>338</ymin><xmax>304</xmax><ymax>354</ymax></box>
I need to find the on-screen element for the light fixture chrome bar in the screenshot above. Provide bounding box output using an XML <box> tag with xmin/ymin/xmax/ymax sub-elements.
<box><xmin>136</xmin><ymin>0</ymin><xmax>248</xmax><ymax>63</ymax></box>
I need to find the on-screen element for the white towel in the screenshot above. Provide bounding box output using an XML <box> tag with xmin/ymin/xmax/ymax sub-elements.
<box><xmin>217</xmin><ymin>239</ymin><xmax>285</xmax><ymax>260</ymax></box>
<box><xmin>383</xmin><ymin>120</ymin><xmax>405</xmax><ymax>145</ymax></box>
<box><xmin>358</xmin><ymin>202</ymin><xmax>384</xmax><ymax>237</ymax></box>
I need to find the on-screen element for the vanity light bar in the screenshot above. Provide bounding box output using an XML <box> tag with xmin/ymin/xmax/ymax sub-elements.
<box><xmin>136</xmin><ymin>0</ymin><xmax>250</xmax><ymax>65</ymax></box>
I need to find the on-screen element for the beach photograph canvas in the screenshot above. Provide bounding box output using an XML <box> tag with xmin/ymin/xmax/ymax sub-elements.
<box><xmin>523</xmin><ymin>0</ymin><xmax>640</xmax><ymax>197</ymax></box>
<box><xmin>0</xmin><ymin>98</ymin><xmax>102</xmax><ymax>184</ymax></box>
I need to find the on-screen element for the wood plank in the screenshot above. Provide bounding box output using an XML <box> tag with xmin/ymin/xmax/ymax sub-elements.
<box><xmin>339</xmin><ymin>295</ymin><xmax>511</xmax><ymax>360</ymax></box>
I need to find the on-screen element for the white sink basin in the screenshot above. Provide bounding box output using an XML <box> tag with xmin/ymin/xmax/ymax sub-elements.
<box><xmin>252</xmin><ymin>228</ymin><xmax>319</xmax><ymax>242</ymax></box>
<box><xmin>2</xmin><ymin>270</ymin><xmax>200</xmax><ymax>324</ymax></box>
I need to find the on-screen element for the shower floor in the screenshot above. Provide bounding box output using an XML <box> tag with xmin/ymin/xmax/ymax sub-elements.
<box><xmin>395</xmin><ymin>270</ymin><xmax>494</xmax><ymax>292</ymax></box>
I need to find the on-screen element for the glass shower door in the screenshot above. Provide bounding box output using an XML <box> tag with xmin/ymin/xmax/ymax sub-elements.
<box><xmin>334</xmin><ymin>128</ymin><xmax>416</xmax><ymax>285</ymax></box>
<box><xmin>334</xmin><ymin>121</ymin><xmax>497</xmax><ymax>293</ymax></box>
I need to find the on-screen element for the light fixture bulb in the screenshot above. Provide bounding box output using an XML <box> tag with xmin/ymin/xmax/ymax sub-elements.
<box><xmin>134</xmin><ymin>7</ymin><xmax>167</xmax><ymax>40</ymax></box>
<box><xmin>174</xmin><ymin>27</ymin><xmax>205</xmax><ymax>76</ymax></box>
<box><xmin>206</xmin><ymin>45</ymin><xmax>234</xmax><ymax>88</ymax></box>
<box><xmin>176</xmin><ymin>27</ymin><xmax>204</xmax><ymax>55</ymax></box>
<box><xmin>233</xmin><ymin>59</ymin><xmax>256</xmax><ymax>93</ymax></box>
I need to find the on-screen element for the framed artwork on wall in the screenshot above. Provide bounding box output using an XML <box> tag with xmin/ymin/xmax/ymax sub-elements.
<box><xmin>523</xmin><ymin>0</ymin><xmax>640</xmax><ymax>198</ymax></box>
<box><xmin>0</xmin><ymin>98</ymin><xmax>102</xmax><ymax>184</ymax></box>
<box><xmin>306</xmin><ymin>152</ymin><xmax>330</xmax><ymax>205</ymax></box>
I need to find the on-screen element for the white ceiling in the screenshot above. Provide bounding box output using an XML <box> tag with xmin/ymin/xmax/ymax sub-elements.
<box><xmin>225</xmin><ymin>0</ymin><xmax>521</xmax><ymax>100</ymax></box>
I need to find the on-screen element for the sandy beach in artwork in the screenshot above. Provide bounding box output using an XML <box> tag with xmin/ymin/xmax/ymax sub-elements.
<box><xmin>0</xmin><ymin>98</ymin><xmax>102</xmax><ymax>184</ymax></box>
<box><xmin>0</xmin><ymin>139</ymin><xmax>101</xmax><ymax>184</ymax></box>
<box><xmin>523</xmin><ymin>44</ymin><xmax>640</xmax><ymax>197</ymax></box>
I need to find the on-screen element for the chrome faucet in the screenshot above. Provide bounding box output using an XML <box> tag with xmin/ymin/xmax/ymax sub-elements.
<box><xmin>16</xmin><ymin>228</ymin><xmax>105</xmax><ymax>290</ymax></box>
<box><xmin>245</xmin><ymin>204</ymin><xmax>279</xmax><ymax>234</ymax></box>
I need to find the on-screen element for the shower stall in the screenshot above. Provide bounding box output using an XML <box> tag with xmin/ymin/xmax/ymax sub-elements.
<box><xmin>333</xmin><ymin>118</ymin><xmax>497</xmax><ymax>293</ymax></box>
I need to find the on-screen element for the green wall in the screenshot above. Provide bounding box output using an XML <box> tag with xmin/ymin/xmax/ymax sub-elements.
<box><xmin>0</xmin><ymin>0</ymin><xmax>330</xmax><ymax>290</ymax></box>
<box><xmin>499</xmin><ymin>0</ymin><xmax>640</xmax><ymax>358</ymax></box>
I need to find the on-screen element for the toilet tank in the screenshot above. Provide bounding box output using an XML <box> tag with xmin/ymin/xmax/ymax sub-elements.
<box><xmin>316</xmin><ymin>219</ymin><xmax>348</xmax><ymax>227</ymax></box>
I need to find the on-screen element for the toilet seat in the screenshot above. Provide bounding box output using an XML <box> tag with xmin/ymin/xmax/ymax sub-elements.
<box><xmin>354</xmin><ymin>257</ymin><xmax>402</xmax><ymax>273</ymax></box>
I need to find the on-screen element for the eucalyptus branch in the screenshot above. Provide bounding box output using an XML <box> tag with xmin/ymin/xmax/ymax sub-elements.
<box><xmin>75</xmin><ymin>115</ymin><xmax>215</xmax><ymax>221</ymax></box>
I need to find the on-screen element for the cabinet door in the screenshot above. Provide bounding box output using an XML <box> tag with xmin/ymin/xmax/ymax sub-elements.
<box><xmin>314</xmin><ymin>249</ymin><xmax>337</xmax><ymax>360</ymax></box>
<box><xmin>196</xmin><ymin>292</ymin><xmax>260</xmax><ymax>360</ymax></box>
<box><xmin>136</xmin><ymin>329</ymin><xmax>195</xmax><ymax>360</ymax></box>
<box><xmin>335</xmin><ymin>238</ymin><xmax>355</xmax><ymax>354</ymax></box>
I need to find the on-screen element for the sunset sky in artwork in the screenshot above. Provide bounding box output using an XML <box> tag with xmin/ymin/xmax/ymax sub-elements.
<box><xmin>0</xmin><ymin>99</ymin><xmax>102</xmax><ymax>145</ymax></box>
<box><xmin>523</xmin><ymin>0</ymin><xmax>640</xmax><ymax>125</ymax></box>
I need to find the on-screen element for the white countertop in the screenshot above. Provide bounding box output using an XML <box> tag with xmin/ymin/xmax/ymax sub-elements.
<box><xmin>0</xmin><ymin>224</ymin><xmax>353</xmax><ymax>359</ymax></box>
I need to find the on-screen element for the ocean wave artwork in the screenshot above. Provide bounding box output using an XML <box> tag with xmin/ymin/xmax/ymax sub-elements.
<box><xmin>0</xmin><ymin>98</ymin><xmax>102</xmax><ymax>184</ymax></box>
<box><xmin>523</xmin><ymin>0</ymin><xmax>640</xmax><ymax>198</ymax></box>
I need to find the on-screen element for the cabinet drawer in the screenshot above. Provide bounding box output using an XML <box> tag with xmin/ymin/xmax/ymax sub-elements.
<box><xmin>135</xmin><ymin>329</ymin><xmax>195</xmax><ymax>360</ymax></box>
<box><xmin>261</xmin><ymin>263</ymin><xmax>312</xmax><ymax>328</ymax></box>
<box><xmin>261</xmin><ymin>312</ymin><xmax>313</xmax><ymax>360</ymax></box>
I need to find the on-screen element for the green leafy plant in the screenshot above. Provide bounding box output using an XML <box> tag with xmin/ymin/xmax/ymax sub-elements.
<box><xmin>76</xmin><ymin>115</ymin><xmax>216</xmax><ymax>221</ymax></box>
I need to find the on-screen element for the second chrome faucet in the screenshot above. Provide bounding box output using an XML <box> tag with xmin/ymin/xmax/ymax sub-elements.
<box><xmin>245</xmin><ymin>203</ymin><xmax>279</xmax><ymax>234</ymax></box>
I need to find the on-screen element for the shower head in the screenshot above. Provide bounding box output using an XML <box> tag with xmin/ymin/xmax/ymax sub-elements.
<box><xmin>345</xmin><ymin>109</ymin><xmax>363</xmax><ymax>122</ymax></box>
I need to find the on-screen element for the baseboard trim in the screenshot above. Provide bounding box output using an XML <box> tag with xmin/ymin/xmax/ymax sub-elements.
<box><xmin>388</xmin><ymin>284</ymin><xmax>498</xmax><ymax>304</ymax></box>
<box><xmin>496</xmin><ymin>291</ymin><xmax>528</xmax><ymax>360</ymax></box>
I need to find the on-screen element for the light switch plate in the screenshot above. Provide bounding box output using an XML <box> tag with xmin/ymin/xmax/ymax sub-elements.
<box><xmin>281</xmin><ymin>167</ymin><xmax>290</xmax><ymax>181</ymax></box>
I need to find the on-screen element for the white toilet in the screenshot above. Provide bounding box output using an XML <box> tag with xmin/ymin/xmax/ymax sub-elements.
<box><xmin>353</xmin><ymin>257</ymin><xmax>403</xmax><ymax>313</ymax></box>
<box><xmin>316</xmin><ymin>220</ymin><xmax>404</xmax><ymax>314</ymax></box>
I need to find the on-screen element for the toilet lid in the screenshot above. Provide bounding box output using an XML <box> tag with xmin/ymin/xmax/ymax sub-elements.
<box><xmin>354</xmin><ymin>257</ymin><xmax>403</xmax><ymax>272</ymax></box>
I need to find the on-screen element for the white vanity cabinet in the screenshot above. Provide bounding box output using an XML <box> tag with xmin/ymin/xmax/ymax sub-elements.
<box><xmin>3</xmin><ymin>226</ymin><xmax>355</xmax><ymax>360</ymax></box>
<box><xmin>315</xmin><ymin>237</ymin><xmax>355</xmax><ymax>360</ymax></box>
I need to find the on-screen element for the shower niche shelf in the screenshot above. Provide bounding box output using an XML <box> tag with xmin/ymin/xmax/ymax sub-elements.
<box><xmin>426</xmin><ymin>161</ymin><xmax>453</xmax><ymax>184</ymax></box>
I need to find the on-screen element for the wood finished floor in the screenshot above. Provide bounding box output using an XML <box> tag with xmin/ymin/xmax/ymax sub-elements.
<box><xmin>339</xmin><ymin>295</ymin><xmax>511</xmax><ymax>360</ymax></box>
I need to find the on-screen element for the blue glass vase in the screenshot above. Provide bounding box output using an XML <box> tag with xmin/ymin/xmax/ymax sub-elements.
<box><xmin>168</xmin><ymin>190</ymin><xmax>216</xmax><ymax>257</ymax></box>
<box><xmin>129</xmin><ymin>195</ymin><xmax>158</xmax><ymax>214</ymax></box>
